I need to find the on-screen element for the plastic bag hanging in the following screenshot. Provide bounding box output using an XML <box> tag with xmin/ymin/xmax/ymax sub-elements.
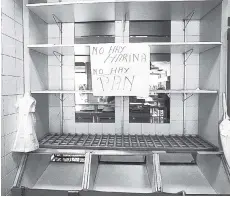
<box><xmin>219</xmin><ymin>93</ymin><xmax>230</xmax><ymax>167</ymax></box>
<box><xmin>12</xmin><ymin>92</ymin><xmax>39</xmax><ymax>152</ymax></box>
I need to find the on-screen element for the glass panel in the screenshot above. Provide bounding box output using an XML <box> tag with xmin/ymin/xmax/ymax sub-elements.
<box><xmin>75</xmin><ymin>93</ymin><xmax>115</xmax><ymax>123</ymax></box>
<box><xmin>129</xmin><ymin>94</ymin><xmax>170</xmax><ymax>123</ymax></box>
<box><xmin>75</xmin><ymin>54</ymin><xmax>170</xmax><ymax>124</ymax></box>
<box><xmin>75</xmin><ymin>58</ymin><xmax>115</xmax><ymax>123</ymax></box>
<box><xmin>129</xmin><ymin>21</ymin><xmax>171</xmax><ymax>43</ymax></box>
<box><xmin>150</xmin><ymin>61</ymin><xmax>171</xmax><ymax>91</ymax></box>
<box><xmin>130</xmin><ymin>54</ymin><xmax>171</xmax><ymax>123</ymax></box>
<box><xmin>74</xmin><ymin>22</ymin><xmax>115</xmax><ymax>44</ymax></box>
<box><xmin>75</xmin><ymin>62</ymin><xmax>91</xmax><ymax>91</ymax></box>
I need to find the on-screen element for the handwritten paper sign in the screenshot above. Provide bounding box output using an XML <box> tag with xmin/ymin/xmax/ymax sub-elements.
<box><xmin>90</xmin><ymin>44</ymin><xmax>150</xmax><ymax>96</ymax></box>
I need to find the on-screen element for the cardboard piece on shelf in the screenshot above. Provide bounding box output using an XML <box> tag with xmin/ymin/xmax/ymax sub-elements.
<box><xmin>90</xmin><ymin>44</ymin><xmax>150</xmax><ymax>97</ymax></box>
<box><xmin>12</xmin><ymin>92</ymin><xmax>39</xmax><ymax>153</ymax></box>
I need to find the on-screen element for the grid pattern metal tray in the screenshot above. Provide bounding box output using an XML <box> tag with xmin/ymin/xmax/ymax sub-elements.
<box><xmin>39</xmin><ymin>134</ymin><xmax>218</xmax><ymax>152</ymax></box>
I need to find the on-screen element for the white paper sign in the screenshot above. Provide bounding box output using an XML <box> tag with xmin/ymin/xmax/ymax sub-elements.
<box><xmin>90</xmin><ymin>44</ymin><xmax>150</xmax><ymax>96</ymax></box>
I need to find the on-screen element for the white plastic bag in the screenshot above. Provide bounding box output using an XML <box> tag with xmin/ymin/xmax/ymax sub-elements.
<box><xmin>12</xmin><ymin>93</ymin><xmax>39</xmax><ymax>152</ymax></box>
<box><xmin>219</xmin><ymin>93</ymin><xmax>230</xmax><ymax>167</ymax></box>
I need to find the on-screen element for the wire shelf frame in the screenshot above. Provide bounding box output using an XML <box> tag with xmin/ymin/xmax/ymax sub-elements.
<box><xmin>39</xmin><ymin>133</ymin><xmax>218</xmax><ymax>152</ymax></box>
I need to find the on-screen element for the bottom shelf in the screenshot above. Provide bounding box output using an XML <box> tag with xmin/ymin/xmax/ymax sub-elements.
<box><xmin>33</xmin><ymin>162</ymin><xmax>84</xmax><ymax>191</ymax></box>
<box><xmin>39</xmin><ymin>134</ymin><xmax>218</xmax><ymax>152</ymax></box>
<box><xmin>93</xmin><ymin>164</ymin><xmax>152</xmax><ymax>193</ymax></box>
<box><xmin>12</xmin><ymin>152</ymin><xmax>230</xmax><ymax>196</ymax></box>
<box><xmin>161</xmin><ymin>165</ymin><xmax>216</xmax><ymax>194</ymax></box>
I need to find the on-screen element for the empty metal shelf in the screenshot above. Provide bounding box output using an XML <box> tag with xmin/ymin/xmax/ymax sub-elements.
<box><xmin>39</xmin><ymin>134</ymin><xmax>218</xmax><ymax>152</ymax></box>
<box><xmin>161</xmin><ymin>165</ymin><xmax>216</xmax><ymax>194</ymax></box>
<box><xmin>93</xmin><ymin>164</ymin><xmax>152</xmax><ymax>193</ymax></box>
<box><xmin>32</xmin><ymin>162</ymin><xmax>84</xmax><ymax>191</ymax></box>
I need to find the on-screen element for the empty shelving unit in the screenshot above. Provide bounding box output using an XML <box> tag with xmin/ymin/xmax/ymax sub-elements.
<box><xmin>12</xmin><ymin>0</ymin><xmax>230</xmax><ymax>195</ymax></box>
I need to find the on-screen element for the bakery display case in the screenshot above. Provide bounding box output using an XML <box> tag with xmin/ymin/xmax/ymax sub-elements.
<box><xmin>12</xmin><ymin>0</ymin><xmax>230</xmax><ymax>195</ymax></box>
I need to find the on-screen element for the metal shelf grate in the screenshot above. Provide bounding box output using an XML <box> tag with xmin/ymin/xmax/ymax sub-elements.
<box><xmin>39</xmin><ymin>134</ymin><xmax>218</xmax><ymax>152</ymax></box>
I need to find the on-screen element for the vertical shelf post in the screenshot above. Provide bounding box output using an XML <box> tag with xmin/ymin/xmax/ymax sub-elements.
<box><xmin>52</xmin><ymin>14</ymin><xmax>64</xmax><ymax>134</ymax></box>
<box><xmin>182</xmin><ymin>11</ymin><xmax>195</xmax><ymax>134</ymax></box>
<box><xmin>183</xmin><ymin>49</ymin><xmax>194</xmax><ymax>134</ymax></box>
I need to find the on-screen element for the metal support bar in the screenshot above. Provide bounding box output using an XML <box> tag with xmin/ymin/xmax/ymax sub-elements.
<box><xmin>190</xmin><ymin>136</ymin><xmax>208</xmax><ymax>148</ymax></box>
<box><xmin>149</xmin><ymin>135</ymin><xmax>156</xmax><ymax>148</ymax></box>
<box><xmin>66</xmin><ymin>134</ymin><xmax>76</xmax><ymax>145</ymax></box>
<box><xmin>58</xmin><ymin>134</ymin><xmax>69</xmax><ymax>145</ymax></box>
<box><xmin>13</xmin><ymin>154</ymin><xmax>28</xmax><ymax>187</ymax></box>
<box><xmin>171</xmin><ymin>136</ymin><xmax>183</xmax><ymax>147</ymax></box>
<box><xmin>40</xmin><ymin>133</ymin><xmax>56</xmax><ymax>145</ymax></box>
<box><xmin>169</xmin><ymin>136</ymin><xmax>182</xmax><ymax>147</ymax></box>
<box><xmin>52</xmin><ymin>50</ymin><xmax>65</xmax><ymax>134</ymax></box>
<box><xmin>143</xmin><ymin>135</ymin><xmax>149</xmax><ymax>147</ymax></box>
<box><xmin>175</xmin><ymin>135</ymin><xmax>190</xmax><ymax>147</ymax></box>
<box><xmin>53</xmin><ymin>51</ymin><xmax>63</xmax><ymax>62</ymax></box>
<box><xmin>177</xmin><ymin>136</ymin><xmax>190</xmax><ymax>147</ymax></box>
<box><xmin>183</xmin><ymin>10</ymin><xmax>195</xmax><ymax>34</ymax></box>
<box><xmin>135</xmin><ymin>135</ymin><xmax>141</xmax><ymax>147</ymax></box>
<box><xmin>52</xmin><ymin>14</ymin><xmax>63</xmax><ymax>33</ymax></box>
<box><xmin>184</xmin><ymin>49</ymin><xmax>194</xmax><ymax>64</ymax></box>
<box><xmin>121</xmin><ymin>135</ymin><xmax>124</xmax><ymax>147</ymax></box>
<box><xmin>183</xmin><ymin>93</ymin><xmax>194</xmax><ymax>101</ymax></box>
<box><xmin>82</xmin><ymin>152</ymin><xmax>91</xmax><ymax>190</ymax></box>
<box><xmin>90</xmin><ymin>135</ymin><xmax>97</xmax><ymax>146</ymax></box>
<box><xmin>182</xmin><ymin>48</ymin><xmax>194</xmax><ymax>134</ymax></box>
<box><xmin>184</xmin><ymin>136</ymin><xmax>198</xmax><ymax>147</ymax></box>
<box><xmin>162</xmin><ymin>136</ymin><xmax>173</xmax><ymax>147</ymax></box>
<box><xmin>52</xmin><ymin>16</ymin><xmax>64</xmax><ymax>136</ymax></box>
<box><xmin>153</xmin><ymin>154</ymin><xmax>163</xmax><ymax>192</ymax></box>
<box><xmin>74</xmin><ymin>134</ymin><xmax>83</xmax><ymax>145</ymax></box>
<box><xmin>98</xmin><ymin>135</ymin><xmax>103</xmax><ymax>146</ymax></box>
<box><xmin>50</xmin><ymin>134</ymin><xmax>62</xmax><ymax>144</ymax></box>
<box><xmin>123</xmin><ymin>12</ymin><xmax>128</xmax><ymax>33</ymax></box>
<box><xmin>106</xmin><ymin>135</ymin><xmax>110</xmax><ymax>146</ymax></box>
<box><xmin>128</xmin><ymin>134</ymin><xmax>132</xmax><ymax>146</ymax></box>
<box><xmin>114</xmin><ymin>134</ymin><xmax>117</xmax><ymax>147</ymax></box>
<box><xmin>221</xmin><ymin>155</ymin><xmax>230</xmax><ymax>182</ymax></box>
<box><xmin>83</xmin><ymin>135</ymin><xmax>90</xmax><ymax>146</ymax></box>
<box><xmin>156</xmin><ymin>135</ymin><xmax>165</xmax><ymax>148</ymax></box>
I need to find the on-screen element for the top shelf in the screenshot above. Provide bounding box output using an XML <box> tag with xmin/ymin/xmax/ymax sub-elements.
<box><xmin>27</xmin><ymin>0</ymin><xmax>222</xmax><ymax>22</ymax></box>
<box><xmin>28</xmin><ymin>42</ymin><xmax>221</xmax><ymax>56</ymax></box>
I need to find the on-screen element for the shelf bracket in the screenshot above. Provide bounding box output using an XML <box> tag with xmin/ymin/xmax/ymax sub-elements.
<box><xmin>183</xmin><ymin>10</ymin><xmax>195</xmax><ymax>31</ymax></box>
<box><xmin>184</xmin><ymin>49</ymin><xmax>194</xmax><ymax>64</ymax></box>
<box><xmin>53</xmin><ymin>51</ymin><xmax>63</xmax><ymax>63</ymax></box>
<box><xmin>123</xmin><ymin>12</ymin><xmax>128</xmax><ymax>33</ymax></box>
<box><xmin>182</xmin><ymin>48</ymin><xmax>194</xmax><ymax>91</ymax></box>
<box><xmin>54</xmin><ymin>93</ymin><xmax>67</xmax><ymax>102</ymax></box>
<box><xmin>183</xmin><ymin>10</ymin><xmax>195</xmax><ymax>42</ymax></box>
<box><xmin>52</xmin><ymin>14</ymin><xmax>63</xmax><ymax>33</ymax></box>
<box><xmin>183</xmin><ymin>93</ymin><xmax>194</xmax><ymax>101</ymax></box>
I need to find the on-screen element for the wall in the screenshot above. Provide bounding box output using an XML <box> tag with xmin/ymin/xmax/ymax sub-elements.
<box><xmin>228</xmin><ymin>2</ymin><xmax>230</xmax><ymax>115</ymax></box>
<box><xmin>228</xmin><ymin>27</ymin><xmax>230</xmax><ymax>115</ymax></box>
<box><xmin>1</xmin><ymin>0</ymin><xmax>24</xmax><ymax>195</ymax></box>
<box><xmin>46</xmin><ymin>19</ymin><xmax>200</xmax><ymax>136</ymax></box>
